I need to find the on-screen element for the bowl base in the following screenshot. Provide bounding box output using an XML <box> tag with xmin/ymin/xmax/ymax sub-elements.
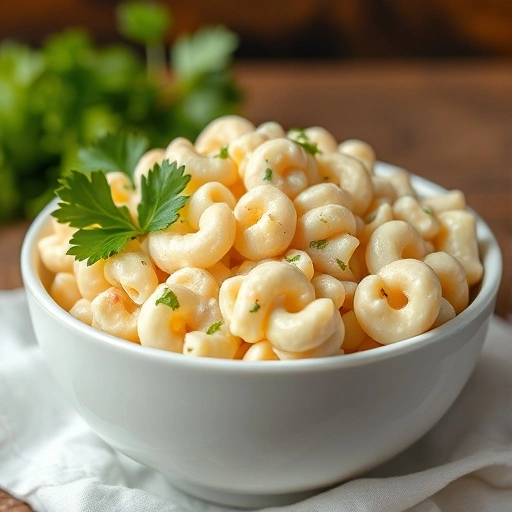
<box><xmin>171</xmin><ymin>478</ymin><xmax>326</xmax><ymax>509</ymax></box>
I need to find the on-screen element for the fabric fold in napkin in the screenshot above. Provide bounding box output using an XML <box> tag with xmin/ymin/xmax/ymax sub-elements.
<box><xmin>1</xmin><ymin>288</ymin><xmax>511</xmax><ymax>512</ymax></box>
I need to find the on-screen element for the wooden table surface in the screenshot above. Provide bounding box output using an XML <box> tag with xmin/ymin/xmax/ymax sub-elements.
<box><xmin>0</xmin><ymin>59</ymin><xmax>511</xmax><ymax>510</ymax></box>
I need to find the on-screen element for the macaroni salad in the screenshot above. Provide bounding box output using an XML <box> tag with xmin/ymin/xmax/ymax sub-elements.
<box><xmin>39</xmin><ymin>116</ymin><xmax>483</xmax><ymax>360</ymax></box>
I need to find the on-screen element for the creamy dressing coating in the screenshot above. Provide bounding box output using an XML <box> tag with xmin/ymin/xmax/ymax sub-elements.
<box><xmin>38</xmin><ymin>116</ymin><xmax>483</xmax><ymax>359</ymax></box>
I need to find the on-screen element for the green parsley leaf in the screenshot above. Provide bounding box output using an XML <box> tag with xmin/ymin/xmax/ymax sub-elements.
<box><xmin>67</xmin><ymin>228</ymin><xmax>136</xmax><ymax>265</ymax></box>
<box><xmin>78</xmin><ymin>132</ymin><xmax>149</xmax><ymax>185</ymax></box>
<box><xmin>263</xmin><ymin>168</ymin><xmax>272</xmax><ymax>181</ymax></box>
<box><xmin>336</xmin><ymin>258</ymin><xmax>347</xmax><ymax>271</ymax></box>
<box><xmin>155</xmin><ymin>287</ymin><xmax>180</xmax><ymax>309</ymax></box>
<box><xmin>53</xmin><ymin>170</ymin><xmax>136</xmax><ymax>230</ymax></box>
<box><xmin>309</xmin><ymin>239</ymin><xmax>328</xmax><ymax>250</ymax></box>
<box><xmin>52</xmin><ymin>170</ymin><xmax>140</xmax><ymax>264</ymax></box>
<box><xmin>249</xmin><ymin>300</ymin><xmax>260</xmax><ymax>313</ymax></box>
<box><xmin>137</xmin><ymin>160</ymin><xmax>191</xmax><ymax>232</ymax></box>
<box><xmin>215</xmin><ymin>145</ymin><xmax>229</xmax><ymax>159</ymax></box>
<box><xmin>285</xmin><ymin>254</ymin><xmax>301</xmax><ymax>263</ymax></box>
<box><xmin>206</xmin><ymin>321</ymin><xmax>223</xmax><ymax>335</ymax></box>
<box><xmin>52</xmin><ymin>159</ymin><xmax>190</xmax><ymax>265</ymax></box>
<box><xmin>116</xmin><ymin>1</ymin><xmax>172</xmax><ymax>46</ymax></box>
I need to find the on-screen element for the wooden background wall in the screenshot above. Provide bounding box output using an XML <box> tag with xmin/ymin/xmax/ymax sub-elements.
<box><xmin>1</xmin><ymin>0</ymin><xmax>512</xmax><ymax>59</ymax></box>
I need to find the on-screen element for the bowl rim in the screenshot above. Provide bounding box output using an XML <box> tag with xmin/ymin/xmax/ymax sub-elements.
<box><xmin>21</xmin><ymin>162</ymin><xmax>503</xmax><ymax>374</ymax></box>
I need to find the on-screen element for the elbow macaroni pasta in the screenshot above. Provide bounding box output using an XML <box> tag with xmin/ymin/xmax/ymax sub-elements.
<box><xmin>39</xmin><ymin>116</ymin><xmax>484</xmax><ymax>360</ymax></box>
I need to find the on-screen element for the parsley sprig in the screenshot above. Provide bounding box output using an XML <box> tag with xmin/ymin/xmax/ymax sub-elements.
<box><xmin>52</xmin><ymin>160</ymin><xmax>191</xmax><ymax>265</ymax></box>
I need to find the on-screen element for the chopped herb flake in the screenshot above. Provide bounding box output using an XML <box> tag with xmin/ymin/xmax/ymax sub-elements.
<box><xmin>263</xmin><ymin>168</ymin><xmax>272</xmax><ymax>181</ymax></box>
<box><xmin>422</xmin><ymin>206</ymin><xmax>433</xmax><ymax>216</ymax></box>
<box><xmin>309</xmin><ymin>239</ymin><xmax>328</xmax><ymax>250</ymax></box>
<box><xmin>155</xmin><ymin>287</ymin><xmax>180</xmax><ymax>309</ymax></box>
<box><xmin>285</xmin><ymin>254</ymin><xmax>301</xmax><ymax>263</ymax></box>
<box><xmin>216</xmin><ymin>145</ymin><xmax>229</xmax><ymax>159</ymax></box>
<box><xmin>336</xmin><ymin>258</ymin><xmax>347</xmax><ymax>271</ymax></box>
<box><xmin>249</xmin><ymin>300</ymin><xmax>261</xmax><ymax>313</ymax></box>
<box><xmin>206</xmin><ymin>321</ymin><xmax>223</xmax><ymax>335</ymax></box>
<box><xmin>288</xmin><ymin>127</ymin><xmax>322</xmax><ymax>156</ymax></box>
<box><xmin>292</xmin><ymin>139</ymin><xmax>321</xmax><ymax>156</ymax></box>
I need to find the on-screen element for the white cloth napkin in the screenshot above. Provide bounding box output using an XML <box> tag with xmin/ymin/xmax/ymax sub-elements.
<box><xmin>1</xmin><ymin>288</ymin><xmax>512</xmax><ymax>512</ymax></box>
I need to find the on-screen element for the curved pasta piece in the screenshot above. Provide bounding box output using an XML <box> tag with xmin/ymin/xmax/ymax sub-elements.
<box><xmin>255</xmin><ymin>121</ymin><xmax>286</xmax><ymax>140</ymax></box>
<box><xmin>311</xmin><ymin>273</ymin><xmax>346</xmax><ymax>309</ymax></box>
<box><xmin>222</xmin><ymin>261</ymin><xmax>315</xmax><ymax>343</ymax></box>
<box><xmin>148</xmin><ymin>203</ymin><xmax>236</xmax><ymax>273</ymax></box>
<box><xmin>354</xmin><ymin>259</ymin><xmax>442</xmax><ymax>344</ymax></box>
<box><xmin>420</xmin><ymin>190</ymin><xmax>466</xmax><ymax>214</ymax></box>
<box><xmin>104</xmin><ymin>242</ymin><xmax>158</xmax><ymax>305</ymax></box>
<box><xmin>91</xmin><ymin>287</ymin><xmax>140</xmax><ymax>343</ymax></box>
<box><xmin>392</xmin><ymin>195</ymin><xmax>440</xmax><ymax>240</ymax></box>
<box><xmin>433</xmin><ymin>210</ymin><xmax>483</xmax><ymax>287</ymax></box>
<box><xmin>290</xmin><ymin>126</ymin><xmax>338</xmax><ymax>153</ymax></box>
<box><xmin>38</xmin><ymin>220</ymin><xmax>75</xmax><ymax>274</ymax></box>
<box><xmin>243</xmin><ymin>138</ymin><xmax>319</xmax><ymax>198</ymax></box>
<box><xmin>267</xmin><ymin>298</ymin><xmax>339</xmax><ymax>352</ymax></box>
<box><xmin>164</xmin><ymin>137</ymin><xmax>238</xmax><ymax>189</ymax></box>
<box><xmin>138</xmin><ymin>283</ymin><xmax>223</xmax><ymax>352</ymax></box>
<box><xmin>281</xmin><ymin>249</ymin><xmax>314</xmax><ymax>280</ymax></box>
<box><xmin>183</xmin><ymin>331</ymin><xmax>241</xmax><ymax>359</ymax></box>
<box><xmin>338</xmin><ymin>139</ymin><xmax>376</xmax><ymax>174</ymax></box>
<box><xmin>430</xmin><ymin>297</ymin><xmax>456</xmax><ymax>329</ymax></box>
<box><xmin>50</xmin><ymin>272</ymin><xmax>82</xmax><ymax>312</ymax></box>
<box><xmin>385</xmin><ymin>168</ymin><xmax>416</xmax><ymax>197</ymax></box>
<box><xmin>272</xmin><ymin>315</ymin><xmax>344</xmax><ymax>359</ymax></box>
<box><xmin>361</xmin><ymin>202</ymin><xmax>393</xmax><ymax>244</ymax></box>
<box><xmin>366</xmin><ymin>220</ymin><xmax>426</xmax><ymax>275</ymax></box>
<box><xmin>243</xmin><ymin>340</ymin><xmax>279</xmax><ymax>361</ymax></box>
<box><xmin>316</xmin><ymin>152</ymin><xmax>373</xmax><ymax>215</ymax></box>
<box><xmin>293</xmin><ymin>182</ymin><xmax>354</xmax><ymax>217</ymax></box>
<box><xmin>292</xmin><ymin>204</ymin><xmax>359</xmax><ymax>280</ymax></box>
<box><xmin>166</xmin><ymin>267</ymin><xmax>219</xmax><ymax>300</ymax></box>
<box><xmin>186</xmin><ymin>182</ymin><xmax>237</xmax><ymax>230</ymax></box>
<box><xmin>234</xmin><ymin>185</ymin><xmax>297</xmax><ymax>260</ymax></box>
<box><xmin>74</xmin><ymin>259</ymin><xmax>110</xmax><ymax>301</ymax></box>
<box><xmin>228</xmin><ymin>131</ymin><xmax>268</xmax><ymax>168</ymax></box>
<box><xmin>423</xmin><ymin>251</ymin><xmax>469</xmax><ymax>314</ymax></box>
<box><xmin>195</xmin><ymin>115</ymin><xmax>255</xmax><ymax>155</ymax></box>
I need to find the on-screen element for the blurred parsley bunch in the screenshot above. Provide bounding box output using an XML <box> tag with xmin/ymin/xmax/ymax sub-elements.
<box><xmin>0</xmin><ymin>1</ymin><xmax>241</xmax><ymax>223</ymax></box>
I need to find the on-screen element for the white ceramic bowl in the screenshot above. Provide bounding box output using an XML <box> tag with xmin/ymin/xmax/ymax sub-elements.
<box><xmin>21</xmin><ymin>164</ymin><xmax>502</xmax><ymax>509</ymax></box>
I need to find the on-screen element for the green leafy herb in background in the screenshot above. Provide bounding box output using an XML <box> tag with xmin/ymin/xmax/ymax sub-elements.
<box><xmin>0</xmin><ymin>1</ymin><xmax>241</xmax><ymax>223</ymax></box>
